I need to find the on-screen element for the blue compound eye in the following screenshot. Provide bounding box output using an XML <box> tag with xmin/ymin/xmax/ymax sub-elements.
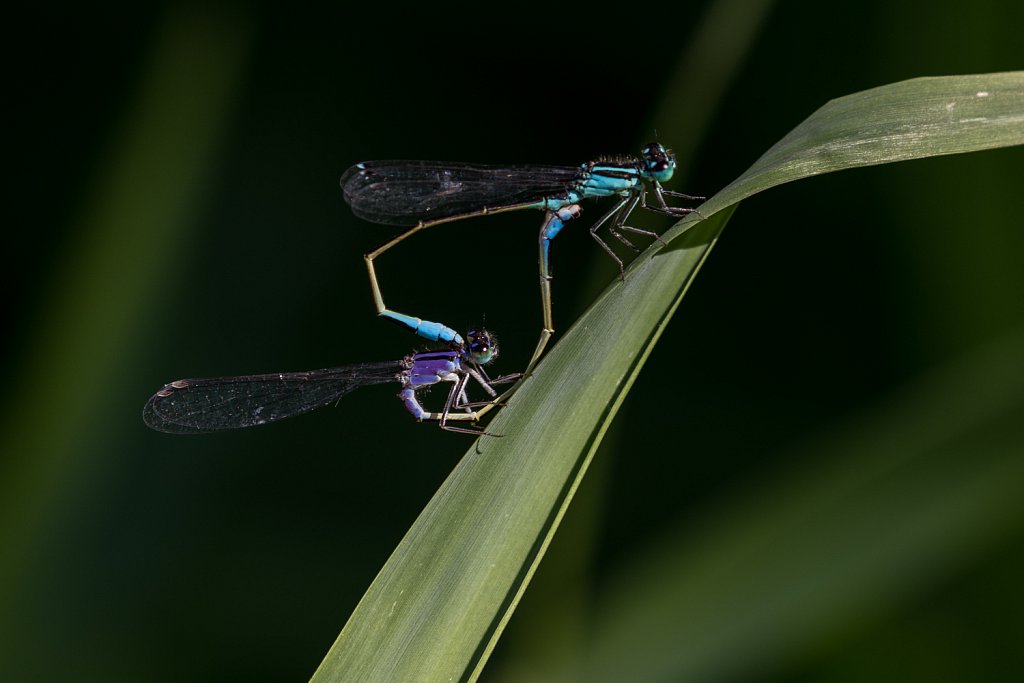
<box><xmin>466</xmin><ymin>329</ymin><xmax>498</xmax><ymax>364</ymax></box>
<box><xmin>641</xmin><ymin>142</ymin><xmax>676</xmax><ymax>182</ymax></box>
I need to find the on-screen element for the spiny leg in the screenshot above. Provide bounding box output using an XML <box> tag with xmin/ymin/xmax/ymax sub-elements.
<box><xmin>603</xmin><ymin>188</ymin><xmax>666</xmax><ymax>251</ymax></box>
<box><xmin>663</xmin><ymin>185</ymin><xmax>704</xmax><ymax>201</ymax></box>
<box><xmin>644</xmin><ymin>182</ymin><xmax>706</xmax><ymax>219</ymax></box>
<box><xmin>440</xmin><ymin>374</ymin><xmax>470</xmax><ymax>431</ymax></box>
<box><xmin>606</xmin><ymin>192</ymin><xmax>646</xmax><ymax>249</ymax></box>
<box><xmin>587</xmin><ymin>195</ymin><xmax>634</xmax><ymax>279</ymax></box>
<box><xmin>611</xmin><ymin>185</ymin><xmax>706</xmax><ymax>253</ymax></box>
<box><xmin>462</xmin><ymin>376</ymin><xmax>523</xmax><ymax>425</ymax></box>
<box><xmin>442</xmin><ymin>373</ymin><xmax>508</xmax><ymax>435</ymax></box>
<box><xmin>661</xmin><ymin>188</ymin><xmax>706</xmax><ymax>200</ymax></box>
<box><xmin>400</xmin><ymin>376</ymin><xmax>487</xmax><ymax>435</ymax></box>
<box><xmin>461</xmin><ymin>366</ymin><xmax>522</xmax><ymax>420</ymax></box>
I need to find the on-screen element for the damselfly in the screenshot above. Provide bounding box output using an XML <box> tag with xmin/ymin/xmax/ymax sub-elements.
<box><xmin>341</xmin><ymin>142</ymin><xmax>703</xmax><ymax>370</ymax></box>
<box><xmin>143</xmin><ymin>329</ymin><xmax>515</xmax><ymax>435</ymax></box>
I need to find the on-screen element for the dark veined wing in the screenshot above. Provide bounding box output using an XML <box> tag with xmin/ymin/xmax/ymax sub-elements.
<box><xmin>143</xmin><ymin>361</ymin><xmax>404</xmax><ymax>434</ymax></box>
<box><xmin>340</xmin><ymin>161</ymin><xmax>581</xmax><ymax>226</ymax></box>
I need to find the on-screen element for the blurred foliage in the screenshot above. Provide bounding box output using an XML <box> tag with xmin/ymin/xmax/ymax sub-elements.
<box><xmin>4</xmin><ymin>1</ymin><xmax>1023</xmax><ymax>682</ymax></box>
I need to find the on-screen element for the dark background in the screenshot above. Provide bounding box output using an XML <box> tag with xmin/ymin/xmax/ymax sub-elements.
<box><xmin>3</xmin><ymin>2</ymin><xmax>1023</xmax><ymax>681</ymax></box>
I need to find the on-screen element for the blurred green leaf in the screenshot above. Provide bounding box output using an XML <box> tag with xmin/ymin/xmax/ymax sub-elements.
<box><xmin>579</xmin><ymin>322</ymin><xmax>1024</xmax><ymax>682</ymax></box>
<box><xmin>0</xmin><ymin>6</ymin><xmax>252</xmax><ymax>624</ymax></box>
<box><xmin>313</xmin><ymin>72</ymin><xmax>1024</xmax><ymax>681</ymax></box>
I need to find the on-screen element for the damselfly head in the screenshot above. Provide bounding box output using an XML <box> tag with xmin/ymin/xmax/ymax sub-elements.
<box><xmin>465</xmin><ymin>328</ymin><xmax>498</xmax><ymax>365</ymax></box>
<box><xmin>641</xmin><ymin>142</ymin><xmax>676</xmax><ymax>183</ymax></box>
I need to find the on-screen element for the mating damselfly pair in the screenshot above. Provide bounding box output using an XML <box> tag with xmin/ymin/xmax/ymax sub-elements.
<box><xmin>143</xmin><ymin>143</ymin><xmax>702</xmax><ymax>435</ymax></box>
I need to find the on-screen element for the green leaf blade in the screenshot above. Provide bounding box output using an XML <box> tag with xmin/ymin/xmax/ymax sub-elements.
<box><xmin>686</xmin><ymin>72</ymin><xmax>1024</xmax><ymax>224</ymax></box>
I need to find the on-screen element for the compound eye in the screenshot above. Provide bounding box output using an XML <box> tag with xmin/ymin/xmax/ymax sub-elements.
<box><xmin>466</xmin><ymin>329</ymin><xmax>498</xmax><ymax>363</ymax></box>
<box><xmin>642</xmin><ymin>142</ymin><xmax>664</xmax><ymax>159</ymax></box>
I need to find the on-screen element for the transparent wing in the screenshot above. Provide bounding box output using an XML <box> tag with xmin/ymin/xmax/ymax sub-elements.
<box><xmin>340</xmin><ymin>161</ymin><xmax>580</xmax><ymax>226</ymax></box>
<box><xmin>143</xmin><ymin>361</ymin><xmax>403</xmax><ymax>433</ymax></box>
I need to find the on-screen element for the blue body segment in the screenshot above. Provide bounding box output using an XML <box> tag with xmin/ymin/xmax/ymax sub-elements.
<box><xmin>539</xmin><ymin>205</ymin><xmax>582</xmax><ymax>284</ymax></box>
<box><xmin>579</xmin><ymin>165</ymin><xmax>643</xmax><ymax>197</ymax></box>
<box><xmin>381</xmin><ymin>311</ymin><xmax>463</xmax><ymax>345</ymax></box>
<box><xmin>534</xmin><ymin>193</ymin><xmax>581</xmax><ymax>212</ymax></box>
<box><xmin>142</xmin><ymin>329</ymin><xmax>512</xmax><ymax>434</ymax></box>
<box><xmin>405</xmin><ymin>349</ymin><xmax>461</xmax><ymax>387</ymax></box>
<box><xmin>400</xmin><ymin>349</ymin><xmax>466</xmax><ymax>419</ymax></box>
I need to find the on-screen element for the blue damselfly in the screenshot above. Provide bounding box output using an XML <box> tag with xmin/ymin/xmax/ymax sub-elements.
<box><xmin>341</xmin><ymin>142</ymin><xmax>703</xmax><ymax>369</ymax></box>
<box><xmin>143</xmin><ymin>329</ymin><xmax>515</xmax><ymax>435</ymax></box>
